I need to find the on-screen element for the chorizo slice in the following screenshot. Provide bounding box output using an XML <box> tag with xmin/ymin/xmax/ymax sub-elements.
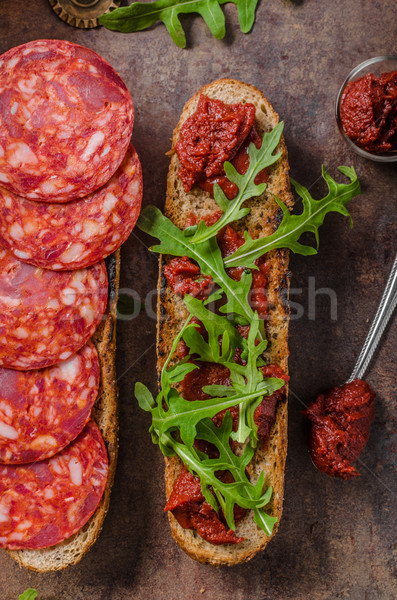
<box><xmin>0</xmin><ymin>420</ymin><xmax>108</xmax><ymax>550</ymax></box>
<box><xmin>0</xmin><ymin>40</ymin><xmax>133</xmax><ymax>201</ymax></box>
<box><xmin>0</xmin><ymin>145</ymin><xmax>142</xmax><ymax>270</ymax></box>
<box><xmin>0</xmin><ymin>248</ymin><xmax>108</xmax><ymax>370</ymax></box>
<box><xmin>0</xmin><ymin>342</ymin><xmax>99</xmax><ymax>464</ymax></box>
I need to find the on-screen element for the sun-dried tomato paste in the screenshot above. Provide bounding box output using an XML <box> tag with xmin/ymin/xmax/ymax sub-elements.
<box><xmin>254</xmin><ymin>365</ymin><xmax>289</xmax><ymax>446</ymax></box>
<box><xmin>198</xmin><ymin>127</ymin><xmax>269</xmax><ymax>200</ymax></box>
<box><xmin>340</xmin><ymin>71</ymin><xmax>397</xmax><ymax>153</ymax></box>
<box><xmin>176</xmin><ymin>95</ymin><xmax>255</xmax><ymax>190</ymax></box>
<box><xmin>176</xmin><ymin>95</ymin><xmax>268</xmax><ymax>198</ymax></box>
<box><xmin>163</xmin><ymin>256</ymin><xmax>213</xmax><ymax>300</ymax></box>
<box><xmin>303</xmin><ymin>379</ymin><xmax>376</xmax><ymax>479</ymax></box>
<box><xmin>164</xmin><ymin>468</ymin><xmax>244</xmax><ymax>545</ymax></box>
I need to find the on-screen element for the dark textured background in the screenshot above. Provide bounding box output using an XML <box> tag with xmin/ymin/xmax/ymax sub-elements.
<box><xmin>0</xmin><ymin>1</ymin><xmax>396</xmax><ymax>598</ymax></box>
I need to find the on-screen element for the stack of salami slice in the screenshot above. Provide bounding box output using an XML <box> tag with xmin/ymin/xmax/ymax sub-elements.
<box><xmin>0</xmin><ymin>40</ymin><xmax>142</xmax><ymax>550</ymax></box>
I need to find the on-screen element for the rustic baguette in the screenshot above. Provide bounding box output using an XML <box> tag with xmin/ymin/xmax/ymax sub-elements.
<box><xmin>157</xmin><ymin>79</ymin><xmax>293</xmax><ymax>565</ymax></box>
<box><xmin>7</xmin><ymin>251</ymin><xmax>120</xmax><ymax>572</ymax></box>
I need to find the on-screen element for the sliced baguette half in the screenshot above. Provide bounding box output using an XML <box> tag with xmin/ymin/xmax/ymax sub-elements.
<box><xmin>7</xmin><ymin>250</ymin><xmax>120</xmax><ymax>572</ymax></box>
<box><xmin>157</xmin><ymin>79</ymin><xmax>293</xmax><ymax>565</ymax></box>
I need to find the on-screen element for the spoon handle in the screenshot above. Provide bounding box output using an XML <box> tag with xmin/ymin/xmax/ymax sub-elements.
<box><xmin>347</xmin><ymin>255</ymin><xmax>397</xmax><ymax>383</ymax></box>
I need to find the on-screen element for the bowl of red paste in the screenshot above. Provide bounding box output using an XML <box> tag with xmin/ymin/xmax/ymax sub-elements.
<box><xmin>336</xmin><ymin>56</ymin><xmax>397</xmax><ymax>162</ymax></box>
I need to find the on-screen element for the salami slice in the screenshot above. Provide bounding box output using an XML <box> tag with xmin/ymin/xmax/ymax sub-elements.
<box><xmin>0</xmin><ymin>342</ymin><xmax>99</xmax><ymax>464</ymax></box>
<box><xmin>0</xmin><ymin>249</ymin><xmax>108</xmax><ymax>370</ymax></box>
<box><xmin>0</xmin><ymin>145</ymin><xmax>143</xmax><ymax>270</ymax></box>
<box><xmin>0</xmin><ymin>420</ymin><xmax>108</xmax><ymax>550</ymax></box>
<box><xmin>0</xmin><ymin>40</ymin><xmax>134</xmax><ymax>201</ymax></box>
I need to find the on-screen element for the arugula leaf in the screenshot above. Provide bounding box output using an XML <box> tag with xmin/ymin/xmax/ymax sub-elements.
<box><xmin>135</xmin><ymin>381</ymin><xmax>156</xmax><ymax>411</ymax></box>
<box><xmin>183</xmin><ymin>325</ymin><xmax>232</xmax><ymax>364</ymax></box>
<box><xmin>184</xmin><ymin>294</ymin><xmax>248</xmax><ymax>357</ymax></box>
<box><xmin>135</xmin><ymin>315</ymin><xmax>281</xmax><ymax>533</ymax></box>
<box><xmin>162</xmin><ymin>415</ymin><xmax>275</xmax><ymax>533</ymax></box>
<box><xmin>220</xmin><ymin>0</ymin><xmax>259</xmax><ymax>33</ymax></box>
<box><xmin>190</xmin><ymin>123</ymin><xmax>283</xmax><ymax>244</ymax></box>
<box><xmin>160</xmin><ymin>313</ymin><xmax>195</xmax><ymax>396</ymax></box>
<box><xmin>202</xmin><ymin>384</ymin><xmax>237</xmax><ymax>396</ymax></box>
<box><xmin>224</xmin><ymin>166</ymin><xmax>360</xmax><ymax>269</ymax></box>
<box><xmin>136</xmin><ymin>309</ymin><xmax>284</xmax><ymax>450</ymax></box>
<box><xmin>192</xmin><ymin>416</ymin><xmax>276</xmax><ymax>533</ymax></box>
<box><xmin>181</xmin><ymin>308</ymin><xmax>282</xmax><ymax>443</ymax></box>
<box><xmin>138</xmin><ymin>396</ymin><xmax>277</xmax><ymax>535</ymax></box>
<box><xmin>138</xmin><ymin>207</ymin><xmax>265</xmax><ymax>340</ymax></box>
<box><xmin>232</xmin><ymin>314</ymin><xmax>269</xmax><ymax>443</ymax></box>
<box><xmin>137</xmin><ymin>378</ymin><xmax>280</xmax><ymax>448</ymax></box>
<box><xmin>19</xmin><ymin>591</ymin><xmax>38</xmax><ymax>600</ymax></box>
<box><xmin>99</xmin><ymin>0</ymin><xmax>258</xmax><ymax>48</ymax></box>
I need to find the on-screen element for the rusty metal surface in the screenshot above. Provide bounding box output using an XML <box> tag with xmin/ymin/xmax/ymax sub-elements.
<box><xmin>0</xmin><ymin>0</ymin><xmax>396</xmax><ymax>598</ymax></box>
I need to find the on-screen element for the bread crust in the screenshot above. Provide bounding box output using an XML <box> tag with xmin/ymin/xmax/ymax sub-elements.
<box><xmin>157</xmin><ymin>79</ymin><xmax>293</xmax><ymax>565</ymax></box>
<box><xmin>7</xmin><ymin>250</ymin><xmax>120</xmax><ymax>572</ymax></box>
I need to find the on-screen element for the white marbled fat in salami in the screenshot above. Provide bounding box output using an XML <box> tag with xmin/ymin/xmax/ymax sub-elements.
<box><xmin>0</xmin><ymin>420</ymin><xmax>108</xmax><ymax>550</ymax></box>
<box><xmin>0</xmin><ymin>342</ymin><xmax>99</xmax><ymax>464</ymax></box>
<box><xmin>0</xmin><ymin>249</ymin><xmax>108</xmax><ymax>370</ymax></box>
<box><xmin>0</xmin><ymin>39</ymin><xmax>134</xmax><ymax>201</ymax></box>
<box><xmin>0</xmin><ymin>145</ymin><xmax>143</xmax><ymax>270</ymax></box>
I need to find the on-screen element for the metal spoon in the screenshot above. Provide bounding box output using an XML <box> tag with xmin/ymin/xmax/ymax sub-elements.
<box><xmin>346</xmin><ymin>254</ymin><xmax>397</xmax><ymax>383</ymax></box>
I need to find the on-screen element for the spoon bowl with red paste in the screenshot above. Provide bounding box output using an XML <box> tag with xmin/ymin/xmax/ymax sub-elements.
<box><xmin>336</xmin><ymin>56</ymin><xmax>397</xmax><ymax>162</ymax></box>
<box><xmin>304</xmin><ymin>256</ymin><xmax>397</xmax><ymax>479</ymax></box>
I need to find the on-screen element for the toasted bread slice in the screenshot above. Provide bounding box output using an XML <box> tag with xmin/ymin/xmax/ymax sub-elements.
<box><xmin>7</xmin><ymin>251</ymin><xmax>120</xmax><ymax>572</ymax></box>
<box><xmin>157</xmin><ymin>79</ymin><xmax>293</xmax><ymax>565</ymax></box>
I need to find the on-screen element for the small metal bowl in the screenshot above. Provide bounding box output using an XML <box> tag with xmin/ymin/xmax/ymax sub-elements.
<box><xmin>336</xmin><ymin>56</ymin><xmax>397</xmax><ymax>163</ymax></box>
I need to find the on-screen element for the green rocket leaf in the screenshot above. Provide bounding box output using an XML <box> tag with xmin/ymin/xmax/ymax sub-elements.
<box><xmin>137</xmin><ymin>206</ymin><xmax>266</xmax><ymax>339</ymax></box>
<box><xmin>155</xmin><ymin>415</ymin><xmax>276</xmax><ymax>533</ymax></box>
<box><xmin>152</xmin><ymin>386</ymin><xmax>274</xmax><ymax>447</ymax></box>
<box><xmin>19</xmin><ymin>591</ymin><xmax>38</xmax><ymax>600</ymax></box>
<box><xmin>220</xmin><ymin>0</ymin><xmax>259</xmax><ymax>33</ymax></box>
<box><xmin>184</xmin><ymin>294</ymin><xmax>248</xmax><ymax>356</ymax></box>
<box><xmin>180</xmin><ymin>308</ymin><xmax>282</xmax><ymax>444</ymax></box>
<box><xmin>224</xmin><ymin>166</ymin><xmax>360</xmax><ymax>269</ymax></box>
<box><xmin>99</xmin><ymin>0</ymin><xmax>259</xmax><ymax>48</ymax></box>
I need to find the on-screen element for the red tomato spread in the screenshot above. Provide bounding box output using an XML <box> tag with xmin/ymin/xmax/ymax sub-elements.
<box><xmin>198</xmin><ymin>127</ymin><xmax>269</xmax><ymax>200</ymax></box>
<box><xmin>186</xmin><ymin>210</ymin><xmax>222</xmax><ymax>229</ymax></box>
<box><xmin>163</xmin><ymin>256</ymin><xmax>213</xmax><ymax>300</ymax></box>
<box><xmin>164</xmin><ymin>468</ymin><xmax>244</xmax><ymax>545</ymax></box>
<box><xmin>176</xmin><ymin>95</ymin><xmax>268</xmax><ymax>198</ymax></box>
<box><xmin>218</xmin><ymin>224</ymin><xmax>272</xmax><ymax>319</ymax></box>
<box><xmin>303</xmin><ymin>379</ymin><xmax>376</xmax><ymax>479</ymax></box>
<box><xmin>254</xmin><ymin>365</ymin><xmax>289</xmax><ymax>446</ymax></box>
<box><xmin>176</xmin><ymin>95</ymin><xmax>255</xmax><ymax>191</ymax></box>
<box><xmin>340</xmin><ymin>71</ymin><xmax>397</xmax><ymax>153</ymax></box>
